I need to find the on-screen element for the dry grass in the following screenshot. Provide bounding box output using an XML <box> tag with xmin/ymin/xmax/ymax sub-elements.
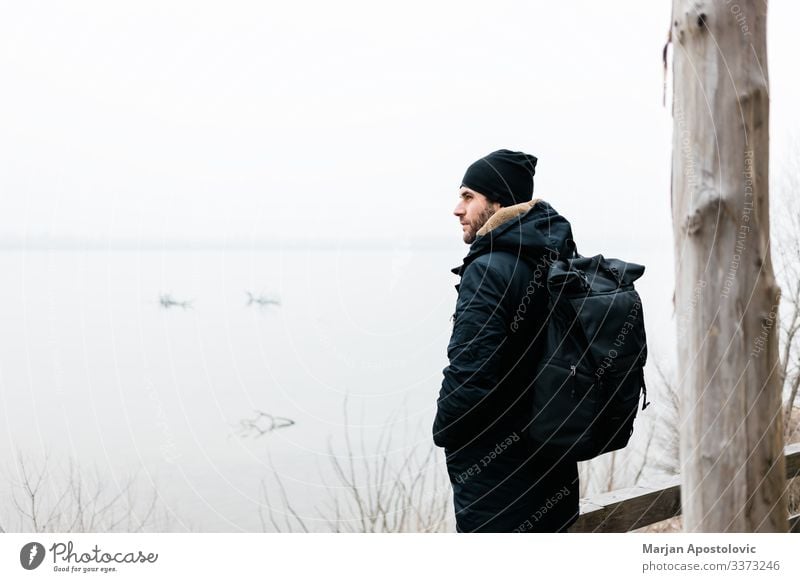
<box><xmin>258</xmin><ymin>400</ymin><xmax>455</xmax><ymax>533</ymax></box>
<box><xmin>0</xmin><ymin>450</ymin><xmax>176</xmax><ymax>533</ymax></box>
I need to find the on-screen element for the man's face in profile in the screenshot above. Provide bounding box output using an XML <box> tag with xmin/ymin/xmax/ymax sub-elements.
<box><xmin>453</xmin><ymin>187</ymin><xmax>501</xmax><ymax>244</ymax></box>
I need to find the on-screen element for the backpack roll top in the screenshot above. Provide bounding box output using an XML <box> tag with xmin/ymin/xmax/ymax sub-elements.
<box><xmin>527</xmin><ymin>253</ymin><xmax>650</xmax><ymax>462</ymax></box>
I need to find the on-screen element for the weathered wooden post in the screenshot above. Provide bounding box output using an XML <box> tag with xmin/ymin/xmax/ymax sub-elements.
<box><xmin>670</xmin><ymin>0</ymin><xmax>787</xmax><ymax>531</ymax></box>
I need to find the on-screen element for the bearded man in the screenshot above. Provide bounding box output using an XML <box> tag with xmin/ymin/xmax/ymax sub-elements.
<box><xmin>433</xmin><ymin>149</ymin><xmax>580</xmax><ymax>533</ymax></box>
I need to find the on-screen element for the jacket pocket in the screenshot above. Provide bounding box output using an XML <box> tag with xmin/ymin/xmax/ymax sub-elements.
<box><xmin>594</xmin><ymin>368</ymin><xmax>643</xmax><ymax>455</ymax></box>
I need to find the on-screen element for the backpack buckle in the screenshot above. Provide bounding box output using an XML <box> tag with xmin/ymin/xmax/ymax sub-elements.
<box><xmin>576</xmin><ymin>270</ymin><xmax>590</xmax><ymax>291</ymax></box>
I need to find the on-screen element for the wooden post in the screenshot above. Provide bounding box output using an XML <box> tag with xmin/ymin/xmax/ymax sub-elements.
<box><xmin>670</xmin><ymin>0</ymin><xmax>787</xmax><ymax>531</ymax></box>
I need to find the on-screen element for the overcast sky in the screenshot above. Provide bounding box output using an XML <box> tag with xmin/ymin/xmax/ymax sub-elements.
<box><xmin>1</xmin><ymin>0</ymin><xmax>797</xmax><ymax>247</ymax></box>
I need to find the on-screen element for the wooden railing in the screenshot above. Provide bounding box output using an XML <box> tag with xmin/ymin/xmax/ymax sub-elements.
<box><xmin>570</xmin><ymin>442</ymin><xmax>800</xmax><ymax>532</ymax></box>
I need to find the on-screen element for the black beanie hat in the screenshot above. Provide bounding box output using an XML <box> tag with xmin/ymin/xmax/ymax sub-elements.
<box><xmin>460</xmin><ymin>149</ymin><xmax>538</xmax><ymax>207</ymax></box>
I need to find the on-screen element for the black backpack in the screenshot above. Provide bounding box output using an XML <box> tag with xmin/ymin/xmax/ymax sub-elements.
<box><xmin>526</xmin><ymin>240</ymin><xmax>650</xmax><ymax>462</ymax></box>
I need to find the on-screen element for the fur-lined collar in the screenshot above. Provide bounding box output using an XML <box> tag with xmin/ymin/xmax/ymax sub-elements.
<box><xmin>476</xmin><ymin>198</ymin><xmax>543</xmax><ymax>237</ymax></box>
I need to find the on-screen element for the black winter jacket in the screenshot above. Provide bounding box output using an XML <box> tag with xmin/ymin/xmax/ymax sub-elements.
<box><xmin>433</xmin><ymin>199</ymin><xmax>580</xmax><ymax>532</ymax></box>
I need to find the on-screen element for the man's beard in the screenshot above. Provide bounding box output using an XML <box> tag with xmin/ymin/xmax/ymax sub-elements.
<box><xmin>463</xmin><ymin>206</ymin><xmax>497</xmax><ymax>244</ymax></box>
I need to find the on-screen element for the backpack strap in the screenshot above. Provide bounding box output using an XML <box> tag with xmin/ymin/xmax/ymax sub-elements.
<box><xmin>566</xmin><ymin>238</ymin><xmax>580</xmax><ymax>259</ymax></box>
<box><xmin>640</xmin><ymin>368</ymin><xmax>651</xmax><ymax>411</ymax></box>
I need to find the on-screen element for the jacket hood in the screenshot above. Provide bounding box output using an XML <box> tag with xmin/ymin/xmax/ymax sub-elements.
<box><xmin>451</xmin><ymin>198</ymin><xmax>575</xmax><ymax>275</ymax></box>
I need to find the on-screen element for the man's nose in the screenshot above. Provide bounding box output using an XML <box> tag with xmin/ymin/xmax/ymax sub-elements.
<box><xmin>454</xmin><ymin>201</ymin><xmax>465</xmax><ymax>216</ymax></box>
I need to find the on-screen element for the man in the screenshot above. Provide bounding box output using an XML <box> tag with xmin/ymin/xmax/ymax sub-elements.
<box><xmin>433</xmin><ymin>149</ymin><xmax>580</xmax><ymax>533</ymax></box>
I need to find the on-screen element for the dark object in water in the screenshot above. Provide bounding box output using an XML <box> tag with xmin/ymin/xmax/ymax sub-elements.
<box><xmin>237</xmin><ymin>410</ymin><xmax>295</xmax><ymax>437</ymax></box>
<box><xmin>159</xmin><ymin>293</ymin><xmax>192</xmax><ymax>309</ymax></box>
<box><xmin>245</xmin><ymin>291</ymin><xmax>281</xmax><ymax>307</ymax></box>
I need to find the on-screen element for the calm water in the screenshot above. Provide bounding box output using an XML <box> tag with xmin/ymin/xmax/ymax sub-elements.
<box><xmin>0</xmin><ymin>246</ymin><xmax>676</xmax><ymax>531</ymax></box>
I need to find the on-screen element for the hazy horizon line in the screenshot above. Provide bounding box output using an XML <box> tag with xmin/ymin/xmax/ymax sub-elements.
<box><xmin>0</xmin><ymin>234</ymin><xmax>458</xmax><ymax>251</ymax></box>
